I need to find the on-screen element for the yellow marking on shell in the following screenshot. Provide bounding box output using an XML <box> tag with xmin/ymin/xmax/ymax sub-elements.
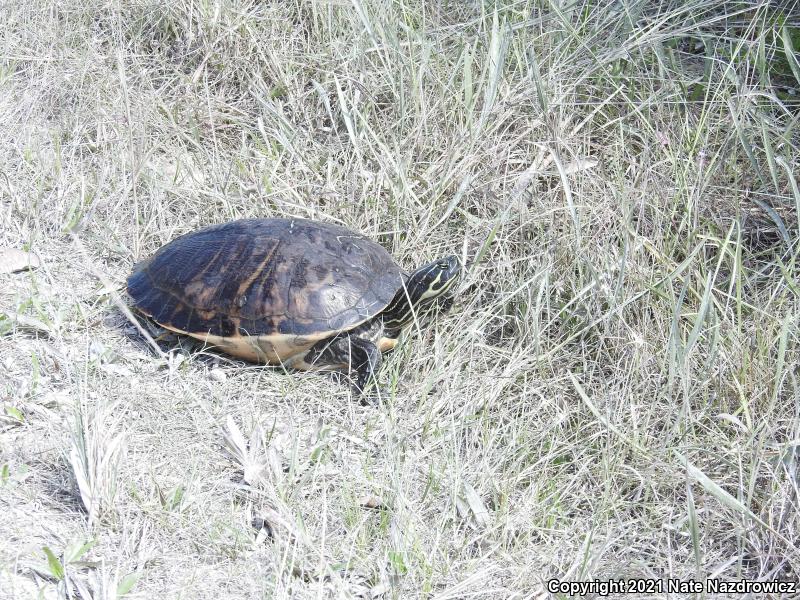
<box><xmin>378</xmin><ymin>337</ymin><xmax>398</xmax><ymax>352</ymax></box>
<box><xmin>292</xmin><ymin>288</ymin><xmax>311</xmax><ymax>317</ymax></box>
<box><xmin>152</xmin><ymin>320</ymin><xmax>332</xmax><ymax>366</ymax></box>
<box><xmin>184</xmin><ymin>280</ymin><xmax>215</xmax><ymax>309</ymax></box>
<box><xmin>234</xmin><ymin>241</ymin><xmax>280</xmax><ymax>308</ymax></box>
<box><xmin>287</xmin><ymin>268</ymin><xmax>344</xmax><ymax>322</ymax></box>
<box><xmin>188</xmin><ymin>244</ymin><xmax>227</xmax><ymax>287</ymax></box>
<box><xmin>196</xmin><ymin>308</ymin><xmax>217</xmax><ymax>321</ymax></box>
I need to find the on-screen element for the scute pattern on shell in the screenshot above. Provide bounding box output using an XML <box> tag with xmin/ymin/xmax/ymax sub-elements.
<box><xmin>127</xmin><ymin>218</ymin><xmax>405</xmax><ymax>340</ymax></box>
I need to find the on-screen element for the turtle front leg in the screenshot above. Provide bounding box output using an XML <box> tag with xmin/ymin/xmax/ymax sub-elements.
<box><xmin>349</xmin><ymin>337</ymin><xmax>382</xmax><ymax>396</ymax></box>
<box><xmin>307</xmin><ymin>335</ymin><xmax>383</xmax><ymax>397</ymax></box>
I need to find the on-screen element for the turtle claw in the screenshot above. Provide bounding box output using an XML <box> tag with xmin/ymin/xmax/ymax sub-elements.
<box><xmin>352</xmin><ymin>380</ymin><xmax>390</xmax><ymax>405</ymax></box>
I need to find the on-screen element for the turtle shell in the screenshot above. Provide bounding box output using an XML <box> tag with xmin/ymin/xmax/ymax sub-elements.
<box><xmin>126</xmin><ymin>218</ymin><xmax>405</xmax><ymax>364</ymax></box>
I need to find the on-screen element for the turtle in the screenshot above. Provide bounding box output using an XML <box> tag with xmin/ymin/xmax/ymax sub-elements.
<box><xmin>126</xmin><ymin>218</ymin><xmax>461</xmax><ymax>393</ymax></box>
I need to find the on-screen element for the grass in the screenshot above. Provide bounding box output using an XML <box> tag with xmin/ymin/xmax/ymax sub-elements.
<box><xmin>1</xmin><ymin>0</ymin><xmax>799</xmax><ymax>598</ymax></box>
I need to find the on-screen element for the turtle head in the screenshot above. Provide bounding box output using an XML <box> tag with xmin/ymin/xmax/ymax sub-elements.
<box><xmin>382</xmin><ymin>255</ymin><xmax>461</xmax><ymax>331</ymax></box>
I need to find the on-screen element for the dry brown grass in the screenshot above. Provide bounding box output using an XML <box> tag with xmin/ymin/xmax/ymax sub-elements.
<box><xmin>2</xmin><ymin>1</ymin><xmax>800</xmax><ymax>598</ymax></box>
